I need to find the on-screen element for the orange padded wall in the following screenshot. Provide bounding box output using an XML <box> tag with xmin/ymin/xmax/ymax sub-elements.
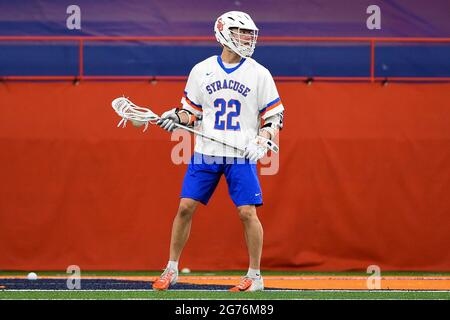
<box><xmin>0</xmin><ymin>81</ymin><xmax>449</xmax><ymax>271</ymax></box>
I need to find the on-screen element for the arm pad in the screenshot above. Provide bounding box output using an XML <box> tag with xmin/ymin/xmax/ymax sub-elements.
<box><xmin>260</xmin><ymin>112</ymin><xmax>284</xmax><ymax>140</ymax></box>
<box><xmin>262</xmin><ymin>112</ymin><xmax>284</xmax><ymax>130</ymax></box>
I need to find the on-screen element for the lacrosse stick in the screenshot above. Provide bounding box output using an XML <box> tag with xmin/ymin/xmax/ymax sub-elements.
<box><xmin>111</xmin><ymin>97</ymin><xmax>279</xmax><ymax>154</ymax></box>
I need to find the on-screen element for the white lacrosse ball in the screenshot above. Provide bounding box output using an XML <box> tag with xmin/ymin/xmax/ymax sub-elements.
<box><xmin>27</xmin><ymin>272</ymin><xmax>38</xmax><ymax>280</ymax></box>
<box><xmin>181</xmin><ymin>268</ymin><xmax>191</xmax><ymax>274</ymax></box>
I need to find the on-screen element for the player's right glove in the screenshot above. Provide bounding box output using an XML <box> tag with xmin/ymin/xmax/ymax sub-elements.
<box><xmin>156</xmin><ymin>108</ymin><xmax>181</xmax><ymax>132</ymax></box>
<box><xmin>244</xmin><ymin>136</ymin><xmax>271</xmax><ymax>162</ymax></box>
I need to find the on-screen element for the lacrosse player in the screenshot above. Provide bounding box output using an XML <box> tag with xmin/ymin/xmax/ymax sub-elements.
<box><xmin>152</xmin><ymin>11</ymin><xmax>284</xmax><ymax>292</ymax></box>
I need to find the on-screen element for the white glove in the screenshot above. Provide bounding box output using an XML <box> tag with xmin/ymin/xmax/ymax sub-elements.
<box><xmin>156</xmin><ymin>108</ymin><xmax>181</xmax><ymax>132</ymax></box>
<box><xmin>244</xmin><ymin>136</ymin><xmax>270</xmax><ymax>162</ymax></box>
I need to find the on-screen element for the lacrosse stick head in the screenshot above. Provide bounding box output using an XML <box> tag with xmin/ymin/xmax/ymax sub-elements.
<box><xmin>111</xmin><ymin>97</ymin><xmax>160</xmax><ymax>132</ymax></box>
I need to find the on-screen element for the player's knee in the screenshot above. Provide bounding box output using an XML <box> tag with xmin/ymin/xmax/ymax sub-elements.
<box><xmin>237</xmin><ymin>205</ymin><xmax>257</xmax><ymax>222</ymax></box>
<box><xmin>177</xmin><ymin>200</ymin><xmax>197</xmax><ymax>219</ymax></box>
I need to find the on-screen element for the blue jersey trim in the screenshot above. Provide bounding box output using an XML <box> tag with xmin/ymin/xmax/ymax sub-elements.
<box><xmin>217</xmin><ymin>55</ymin><xmax>246</xmax><ymax>74</ymax></box>
<box><xmin>184</xmin><ymin>91</ymin><xmax>203</xmax><ymax>109</ymax></box>
<box><xmin>260</xmin><ymin>97</ymin><xmax>281</xmax><ymax>113</ymax></box>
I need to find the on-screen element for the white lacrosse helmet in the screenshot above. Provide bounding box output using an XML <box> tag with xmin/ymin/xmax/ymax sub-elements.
<box><xmin>214</xmin><ymin>11</ymin><xmax>259</xmax><ymax>58</ymax></box>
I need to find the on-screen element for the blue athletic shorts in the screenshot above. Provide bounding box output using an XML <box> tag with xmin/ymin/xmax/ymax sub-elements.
<box><xmin>180</xmin><ymin>152</ymin><xmax>263</xmax><ymax>207</ymax></box>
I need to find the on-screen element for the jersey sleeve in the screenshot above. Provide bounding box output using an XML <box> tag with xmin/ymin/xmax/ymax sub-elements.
<box><xmin>258</xmin><ymin>68</ymin><xmax>285</xmax><ymax>120</ymax></box>
<box><xmin>181</xmin><ymin>65</ymin><xmax>203</xmax><ymax>118</ymax></box>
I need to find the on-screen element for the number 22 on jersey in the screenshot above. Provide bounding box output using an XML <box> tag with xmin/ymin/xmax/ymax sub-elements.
<box><xmin>214</xmin><ymin>98</ymin><xmax>241</xmax><ymax>131</ymax></box>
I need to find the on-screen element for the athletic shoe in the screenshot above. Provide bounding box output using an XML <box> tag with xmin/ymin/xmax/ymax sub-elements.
<box><xmin>229</xmin><ymin>276</ymin><xmax>264</xmax><ymax>292</ymax></box>
<box><xmin>152</xmin><ymin>268</ymin><xmax>178</xmax><ymax>290</ymax></box>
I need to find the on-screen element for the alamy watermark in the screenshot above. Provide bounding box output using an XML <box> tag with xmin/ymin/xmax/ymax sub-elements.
<box><xmin>366</xmin><ymin>5</ymin><xmax>381</xmax><ymax>30</ymax></box>
<box><xmin>366</xmin><ymin>265</ymin><xmax>381</xmax><ymax>289</ymax></box>
<box><xmin>66</xmin><ymin>265</ymin><xmax>81</xmax><ymax>290</ymax></box>
<box><xmin>66</xmin><ymin>5</ymin><xmax>81</xmax><ymax>30</ymax></box>
<box><xmin>169</xmin><ymin>129</ymin><xmax>280</xmax><ymax>175</ymax></box>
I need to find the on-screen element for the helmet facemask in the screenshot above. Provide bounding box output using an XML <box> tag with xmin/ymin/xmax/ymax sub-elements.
<box><xmin>229</xmin><ymin>27</ymin><xmax>259</xmax><ymax>58</ymax></box>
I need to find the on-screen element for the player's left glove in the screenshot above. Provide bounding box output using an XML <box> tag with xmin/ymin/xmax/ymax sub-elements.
<box><xmin>244</xmin><ymin>136</ymin><xmax>272</xmax><ymax>162</ymax></box>
<box><xmin>156</xmin><ymin>108</ymin><xmax>181</xmax><ymax>132</ymax></box>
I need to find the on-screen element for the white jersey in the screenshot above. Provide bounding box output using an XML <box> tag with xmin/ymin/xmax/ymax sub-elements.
<box><xmin>181</xmin><ymin>55</ymin><xmax>284</xmax><ymax>158</ymax></box>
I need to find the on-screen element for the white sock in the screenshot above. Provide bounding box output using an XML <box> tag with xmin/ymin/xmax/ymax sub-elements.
<box><xmin>247</xmin><ymin>268</ymin><xmax>261</xmax><ymax>279</ymax></box>
<box><xmin>167</xmin><ymin>260</ymin><xmax>179</xmax><ymax>271</ymax></box>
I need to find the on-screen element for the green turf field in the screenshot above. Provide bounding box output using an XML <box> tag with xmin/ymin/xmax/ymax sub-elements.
<box><xmin>1</xmin><ymin>290</ymin><xmax>449</xmax><ymax>300</ymax></box>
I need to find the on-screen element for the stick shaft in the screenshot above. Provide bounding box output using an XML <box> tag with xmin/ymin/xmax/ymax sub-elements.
<box><xmin>174</xmin><ymin>123</ymin><xmax>246</xmax><ymax>154</ymax></box>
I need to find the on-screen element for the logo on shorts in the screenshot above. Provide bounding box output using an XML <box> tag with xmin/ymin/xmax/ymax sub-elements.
<box><xmin>255</xmin><ymin>193</ymin><xmax>261</xmax><ymax>197</ymax></box>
